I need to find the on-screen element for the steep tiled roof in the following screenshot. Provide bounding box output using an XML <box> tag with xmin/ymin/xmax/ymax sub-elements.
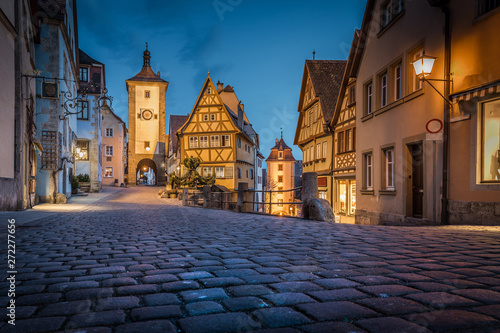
<box><xmin>306</xmin><ymin>60</ymin><xmax>347</xmax><ymax>123</ymax></box>
<box><xmin>266</xmin><ymin>137</ymin><xmax>296</xmax><ymax>162</ymax></box>
<box><xmin>79</xmin><ymin>49</ymin><xmax>102</xmax><ymax>65</ymax></box>
<box><xmin>128</xmin><ymin>66</ymin><xmax>168</xmax><ymax>83</ymax></box>
<box><xmin>169</xmin><ymin>115</ymin><xmax>188</xmax><ymax>151</ymax></box>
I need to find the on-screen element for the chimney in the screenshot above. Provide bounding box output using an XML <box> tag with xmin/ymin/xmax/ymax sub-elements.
<box><xmin>237</xmin><ymin>106</ymin><xmax>244</xmax><ymax>129</ymax></box>
<box><xmin>217</xmin><ymin>80</ymin><xmax>223</xmax><ymax>92</ymax></box>
<box><xmin>239</xmin><ymin>100</ymin><xmax>244</xmax><ymax>111</ymax></box>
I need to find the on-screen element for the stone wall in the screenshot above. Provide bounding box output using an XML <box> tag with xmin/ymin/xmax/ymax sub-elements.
<box><xmin>0</xmin><ymin>178</ymin><xmax>18</xmax><ymax>210</ymax></box>
<box><xmin>448</xmin><ymin>200</ymin><xmax>500</xmax><ymax>225</ymax></box>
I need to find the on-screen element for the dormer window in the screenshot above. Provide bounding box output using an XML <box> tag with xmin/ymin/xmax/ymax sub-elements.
<box><xmin>279</xmin><ymin>152</ymin><xmax>283</xmax><ymax>159</ymax></box>
<box><xmin>207</xmin><ymin>87</ymin><xmax>211</xmax><ymax>94</ymax></box>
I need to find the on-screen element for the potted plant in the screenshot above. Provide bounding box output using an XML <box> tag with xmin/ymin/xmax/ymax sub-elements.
<box><xmin>71</xmin><ymin>176</ymin><xmax>79</xmax><ymax>194</ymax></box>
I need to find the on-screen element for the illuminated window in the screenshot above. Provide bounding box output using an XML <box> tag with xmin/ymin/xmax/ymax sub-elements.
<box><xmin>350</xmin><ymin>180</ymin><xmax>356</xmax><ymax>214</ymax></box>
<box><xmin>339</xmin><ymin>180</ymin><xmax>347</xmax><ymax>214</ymax></box>
<box><xmin>76</xmin><ymin>140</ymin><xmax>89</xmax><ymax>161</ymax></box>
<box><xmin>203</xmin><ymin>166</ymin><xmax>213</xmax><ymax>176</ymax></box>
<box><xmin>277</xmin><ymin>199</ymin><xmax>283</xmax><ymax>207</ymax></box>
<box><xmin>480</xmin><ymin>98</ymin><xmax>500</xmax><ymax>182</ymax></box>
<box><xmin>319</xmin><ymin>191</ymin><xmax>327</xmax><ymax>200</ymax></box>
<box><xmin>104</xmin><ymin>167</ymin><xmax>113</xmax><ymax>177</ymax></box>
<box><xmin>200</xmin><ymin>136</ymin><xmax>208</xmax><ymax>148</ymax></box>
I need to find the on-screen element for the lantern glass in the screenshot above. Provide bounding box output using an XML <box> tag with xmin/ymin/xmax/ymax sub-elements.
<box><xmin>412</xmin><ymin>55</ymin><xmax>436</xmax><ymax>78</ymax></box>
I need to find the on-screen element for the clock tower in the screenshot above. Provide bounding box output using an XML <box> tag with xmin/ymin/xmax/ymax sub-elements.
<box><xmin>126</xmin><ymin>46</ymin><xmax>169</xmax><ymax>185</ymax></box>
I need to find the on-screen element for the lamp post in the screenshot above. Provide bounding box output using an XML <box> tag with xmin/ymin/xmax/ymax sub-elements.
<box><xmin>412</xmin><ymin>54</ymin><xmax>452</xmax><ymax>225</ymax></box>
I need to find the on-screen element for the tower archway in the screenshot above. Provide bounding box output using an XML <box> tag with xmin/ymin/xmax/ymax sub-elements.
<box><xmin>136</xmin><ymin>158</ymin><xmax>157</xmax><ymax>185</ymax></box>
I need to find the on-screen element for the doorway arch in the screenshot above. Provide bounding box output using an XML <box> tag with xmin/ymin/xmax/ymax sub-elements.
<box><xmin>136</xmin><ymin>158</ymin><xmax>157</xmax><ymax>185</ymax></box>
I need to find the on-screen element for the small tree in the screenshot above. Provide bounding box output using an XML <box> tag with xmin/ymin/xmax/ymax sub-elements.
<box><xmin>170</xmin><ymin>157</ymin><xmax>215</xmax><ymax>188</ymax></box>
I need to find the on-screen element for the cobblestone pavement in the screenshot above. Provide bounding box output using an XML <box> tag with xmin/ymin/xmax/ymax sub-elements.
<box><xmin>1</xmin><ymin>186</ymin><xmax>500</xmax><ymax>333</ymax></box>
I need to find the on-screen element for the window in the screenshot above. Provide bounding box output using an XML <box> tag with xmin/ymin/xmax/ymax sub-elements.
<box><xmin>411</xmin><ymin>48</ymin><xmax>424</xmax><ymax>92</ymax></box>
<box><xmin>222</xmin><ymin>135</ymin><xmax>230</xmax><ymax>147</ymax></box>
<box><xmin>279</xmin><ymin>152</ymin><xmax>283</xmax><ymax>158</ymax></box>
<box><xmin>105</xmin><ymin>128</ymin><xmax>113</xmax><ymax>137</ymax></box>
<box><xmin>380</xmin><ymin>72</ymin><xmax>388</xmax><ymax>107</ymax></box>
<box><xmin>339</xmin><ymin>180</ymin><xmax>347</xmax><ymax>214</ymax></box>
<box><xmin>364</xmin><ymin>152</ymin><xmax>373</xmax><ymax>190</ymax></box>
<box><xmin>277</xmin><ymin>199</ymin><xmax>283</xmax><ymax>207</ymax></box>
<box><xmin>349</xmin><ymin>85</ymin><xmax>356</xmax><ymax>105</ymax></box>
<box><xmin>278</xmin><ymin>175</ymin><xmax>283</xmax><ymax>183</ymax></box>
<box><xmin>210</xmin><ymin>114</ymin><xmax>216</xmax><ymax>121</ymax></box>
<box><xmin>477</xmin><ymin>0</ymin><xmax>500</xmax><ymax>17</ymax></box>
<box><xmin>104</xmin><ymin>167</ymin><xmax>113</xmax><ymax>177</ymax></box>
<box><xmin>338</xmin><ymin>132</ymin><xmax>345</xmax><ymax>154</ymax></box>
<box><xmin>215</xmin><ymin>166</ymin><xmax>225</xmax><ymax>178</ymax></box>
<box><xmin>77</xmin><ymin>100</ymin><xmax>89</xmax><ymax>120</ymax></box>
<box><xmin>144</xmin><ymin>141</ymin><xmax>150</xmax><ymax>151</ymax></box>
<box><xmin>203</xmin><ymin>114</ymin><xmax>209</xmax><ymax>122</ymax></box>
<box><xmin>317</xmin><ymin>143</ymin><xmax>321</xmax><ymax>160</ymax></box>
<box><xmin>76</xmin><ymin>140</ymin><xmax>89</xmax><ymax>161</ymax></box>
<box><xmin>203</xmin><ymin>166</ymin><xmax>213</xmax><ymax>176</ymax></box>
<box><xmin>278</xmin><ymin>186</ymin><xmax>283</xmax><ymax>192</ymax></box>
<box><xmin>105</xmin><ymin>145</ymin><xmax>113</xmax><ymax>156</ymax></box>
<box><xmin>250</xmin><ymin>169</ymin><xmax>254</xmax><ymax>179</ymax></box>
<box><xmin>346</xmin><ymin>129</ymin><xmax>355</xmax><ymax>152</ymax></box>
<box><xmin>350</xmin><ymin>180</ymin><xmax>356</xmax><ymax>214</ymax></box>
<box><xmin>246</xmin><ymin>170</ymin><xmax>249</xmax><ymax>178</ymax></box>
<box><xmin>319</xmin><ymin>191</ymin><xmax>327</xmax><ymax>200</ymax></box>
<box><xmin>238</xmin><ymin>137</ymin><xmax>241</xmax><ymax>148</ymax></box>
<box><xmin>365</xmin><ymin>82</ymin><xmax>373</xmax><ymax>115</ymax></box>
<box><xmin>258</xmin><ymin>176</ymin><xmax>262</xmax><ymax>184</ymax></box>
<box><xmin>211</xmin><ymin>135</ymin><xmax>220</xmax><ymax>147</ymax></box>
<box><xmin>200</xmin><ymin>136</ymin><xmax>208</xmax><ymax>148</ymax></box>
<box><xmin>384</xmin><ymin>148</ymin><xmax>395</xmax><ymax>190</ymax></box>
<box><xmin>395</xmin><ymin>63</ymin><xmax>402</xmax><ymax>100</ymax></box>
<box><xmin>381</xmin><ymin>0</ymin><xmax>404</xmax><ymax>29</ymax></box>
<box><xmin>278</xmin><ymin>164</ymin><xmax>283</xmax><ymax>171</ymax></box>
<box><xmin>238</xmin><ymin>167</ymin><xmax>241</xmax><ymax>179</ymax></box>
<box><xmin>79</xmin><ymin>67</ymin><xmax>88</xmax><ymax>82</ymax></box>
<box><xmin>323</xmin><ymin>141</ymin><xmax>328</xmax><ymax>158</ymax></box>
<box><xmin>207</xmin><ymin>87</ymin><xmax>211</xmax><ymax>94</ymax></box>
<box><xmin>189</xmin><ymin>136</ymin><xmax>198</xmax><ymax>148</ymax></box>
<box><xmin>145</xmin><ymin>90</ymin><xmax>150</xmax><ymax>98</ymax></box>
<box><xmin>480</xmin><ymin>98</ymin><xmax>500</xmax><ymax>182</ymax></box>
<box><xmin>309</xmin><ymin>109</ymin><xmax>314</xmax><ymax>126</ymax></box>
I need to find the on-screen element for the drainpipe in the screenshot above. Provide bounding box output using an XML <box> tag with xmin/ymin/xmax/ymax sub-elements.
<box><xmin>441</xmin><ymin>5</ymin><xmax>451</xmax><ymax>225</ymax></box>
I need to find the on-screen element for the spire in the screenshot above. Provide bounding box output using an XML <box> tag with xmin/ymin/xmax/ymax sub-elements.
<box><xmin>143</xmin><ymin>42</ymin><xmax>151</xmax><ymax>67</ymax></box>
<box><xmin>312</xmin><ymin>49</ymin><xmax>316</xmax><ymax>60</ymax></box>
<box><xmin>280</xmin><ymin>128</ymin><xmax>283</xmax><ymax>139</ymax></box>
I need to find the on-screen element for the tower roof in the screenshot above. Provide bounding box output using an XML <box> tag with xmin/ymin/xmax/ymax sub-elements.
<box><xmin>127</xmin><ymin>45</ymin><xmax>168</xmax><ymax>83</ymax></box>
<box><xmin>266</xmin><ymin>136</ymin><xmax>296</xmax><ymax>162</ymax></box>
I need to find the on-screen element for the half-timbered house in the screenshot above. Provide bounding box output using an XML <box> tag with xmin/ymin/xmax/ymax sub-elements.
<box><xmin>176</xmin><ymin>74</ymin><xmax>258</xmax><ymax>190</ymax></box>
<box><xmin>294</xmin><ymin>60</ymin><xmax>346</xmax><ymax>205</ymax></box>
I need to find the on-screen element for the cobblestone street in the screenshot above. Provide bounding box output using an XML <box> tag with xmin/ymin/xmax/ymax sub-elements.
<box><xmin>1</xmin><ymin>186</ymin><xmax>500</xmax><ymax>332</ymax></box>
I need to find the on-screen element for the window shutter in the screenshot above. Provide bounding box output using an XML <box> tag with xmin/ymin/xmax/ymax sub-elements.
<box><xmin>225</xmin><ymin>167</ymin><xmax>233</xmax><ymax>179</ymax></box>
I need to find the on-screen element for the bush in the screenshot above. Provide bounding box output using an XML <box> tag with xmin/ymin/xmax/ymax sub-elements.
<box><xmin>76</xmin><ymin>174</ymin><xmax>90</xmax><ymax>182</ymax></box>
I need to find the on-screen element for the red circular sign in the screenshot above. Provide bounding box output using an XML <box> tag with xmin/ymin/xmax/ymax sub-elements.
<box><xmin>426</xmin><ymin>118</ymin><xmax>443</xmax><ymax>133</ymax></box>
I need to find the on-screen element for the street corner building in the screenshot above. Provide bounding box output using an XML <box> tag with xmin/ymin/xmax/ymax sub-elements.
<box><xmin>354</xmin><ymin>0</ymin><xmax>500</xmax><ymax>225</ymax></box>
<box><xmin>126</xmin><ymin>46</ymin><xmax>169</xmax><ymax>186</ymax></box>
<box><xmin>174</xmin><ymin>74</ymin><xmax>261</xmax><ymax>192</ymax></box>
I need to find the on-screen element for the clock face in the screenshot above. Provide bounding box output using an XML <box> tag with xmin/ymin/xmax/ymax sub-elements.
<box><xmin>142</xmin><ymin>109</ymin><xmax>153</xmax><ymax>120</ymax></box>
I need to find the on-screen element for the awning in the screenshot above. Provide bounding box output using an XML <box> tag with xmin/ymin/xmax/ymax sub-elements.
<box><xmin>449</xmin><ymin>80</ymin><xmax>500</xmax><ymax>103</ymax></box>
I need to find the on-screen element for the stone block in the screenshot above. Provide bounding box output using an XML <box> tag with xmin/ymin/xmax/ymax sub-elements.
<box><xmin>449</xmin><ymin>200</ymin><xmax>471</xmax><ymax>214</ymax></box>
<box><xmin>55</xmin><ymin>193</ymin><xmax>67</xmax><ymax>204</ymax></box>
<box><xmin>306</xmin><ymin>198</ymin><xmax>334</xmax><ymax>222</ymax></box>
<box><xmin>470</xmin><ymin>201</ymin><xmax>494</xmax><ymax>215</ymax></box>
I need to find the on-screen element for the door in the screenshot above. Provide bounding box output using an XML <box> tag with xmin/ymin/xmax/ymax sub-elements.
<box><xmin>410</xmin><ymin>143</ymin><xmax>423</xmax><ymax>217</ymax></box>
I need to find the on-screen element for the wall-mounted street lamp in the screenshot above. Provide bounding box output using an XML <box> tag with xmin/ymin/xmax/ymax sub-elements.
<box><xmin>412</xmin><ymin>54</ymin><xmax>452</xmax><ymax>105</ymax></box>
<box><xmin>60</xmin><ymin>85</ymin><xmax>113</xmax><ymax>120</ymax></box>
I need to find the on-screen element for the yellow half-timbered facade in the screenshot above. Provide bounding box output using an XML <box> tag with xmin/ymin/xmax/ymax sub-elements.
<box><xmin>177</xmin><ymin>75</ymin><xmax>257</xmax><ymax>190</ymax></box>
<box><xmin>294</xmin><ymin>60</ymin><xmax>346</xmax><ymax>205</ymax></box>
<box><xmin>330</xmin><ymin>31</ymin><xmax>361</xmax><ymax>223</ymax></box>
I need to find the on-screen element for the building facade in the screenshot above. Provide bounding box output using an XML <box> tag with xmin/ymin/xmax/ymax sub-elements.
<box><xmin>75</xmin><ymin>49</ymin><xmax>104</xmax><ymax>192</ymax></box>
<box><xmin>0</xmin><ymin>0</ymin><xmax>39</xmax><ymax>210</ymax></box>
<box><xmin>166</xmin><ymin>115</ymin><xmax>188</xmax><ymax>180</ymax></box>
<box><xmin>266</xmin><ymin>136</ymin><xmax>296</xmax><ymax>216</ymax></box>
<box><xmin>446</xmin><ymin>0</ymin><xmax>500</xmax><ymax>224</ymax></box>
<box><xmin>101</xmin><ymin>103</ymin><xmax>127</xmax><ymax>186</ymax></box>
<box><xmin>126</xmin><ymin>46</ymin><xmax>169</xmax><ymax>186</ymax></box>
<box><xmin>176</xmin><ymin>75</ymin><xmax>257</xmax><ymax>191</ymax></box>
<box><xmin>330</xmin><ymin>31</ymin><xmax>361</xmax><ymax>224</ymax></box>
<box><xmin>294</xmin><ymin>60</ymin><xmax>346</xmax><ymax>205</ymax></box>
<box><xmin>35</xmin><ymin>0</ymin><xmax>79</xmax><ymax>203</ymax></box>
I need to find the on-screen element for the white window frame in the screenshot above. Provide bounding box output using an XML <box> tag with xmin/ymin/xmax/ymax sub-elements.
<box><xmin>215</xmin><ymin>166</ymin><xmax>224</xmax><ymax>178</ymax></box>
<box><xmin>104</xmin><ymin>167</ymin><xmax>113</xmax><ymax>177</ymax></box>
<box><xmin>222</xmin><ymin>135</ymin><xmax>231</xmax><ymax>147</ymax></box>
<box><xmin>211</xmin><ymin>135</ymin><xmax>220</xmax><ymax>147</ymax></box>
<box><xmin>316</xmin><ymin>143</ymin><xmax>321</xmax><ymax>160</ymax></box>
<box><xmin>105</xmin><ymin>145</ymin><xmax>113</xmax><ymax>157</ymax></box>
<box><xmin>203</xmin><ymin>166</ymin><xmax>213</xmax><ymax>176</ymax></box>
<box><xmin>203</xmin><ymin>114</ymin><xmax>209</xmax><ymax>122</ymax></box>
<box><xmin>412</xmin><ymin>48</ymin><xmax>424</xmax><ymax>92</ymax></box>
<box><xmin>381</xmin><ymin>72</ymin><xmax>388</xmax><ymax>107</ymax></box>
<box><xmin>323</xmin><ymin>141</ymin><xmax>328</xmax><ymax>158</ymax></box>
<box><xmin>189</xmin><ymin>136</ymin><xmax>198</xmax><ymax>149</ymax></box>
<box><xmin>366</xmin><ymin>82</ymin><xmax>373</xmax><ymax>115</ymax></box>
<box><xmin>384</xmin><ymin>148</ymin><xmax>395</xmax><ymax>190</ymax></box>
<box><xmin>395</xmin><ymin>63</ymin><xmax>402</xmax><ymax>100</ymax></box>
<box><xmin>200</xmin><ymin>136</ymin><xmax>208</xmax><ymax>148</ymax></box>
<box><xmin>210</xmin><ymin>114</ymin><xmax>216</xmax><ymax>121</ymax></box>
<box><xmin>365</xmin><ymin>152</ymin><xmax>373</xmax><ymax>190</ymax></box>
<box><xmin>105</xmin><ymin>128</ymin><xmax>113</xmax><ymax>137</ymax></box>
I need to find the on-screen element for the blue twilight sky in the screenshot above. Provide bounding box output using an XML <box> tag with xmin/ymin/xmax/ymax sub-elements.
<box><xmin>76</xmin><ymin>0</ymin><xmax>367</xmax><ymax>162</ymax></box>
